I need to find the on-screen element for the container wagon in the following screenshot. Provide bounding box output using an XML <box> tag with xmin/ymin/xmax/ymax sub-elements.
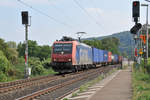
<box><xmin>103</xmin><ymin>50</ymin><xmax>108</xmax><ymax>65</ymax></box>
<box><xmin>92</xmin><ymin>47</ymin><xmax>103</xmax><ymax>65</ymax></box>
<box><xmin>114</xmin><ymin>54</ymin><xmax>119</xmax><ymax>64</ymax></box>
<box><xmin>108</xmin><ymin>51</ymin><xmax>112</xmax><ymax>64</ymax></box>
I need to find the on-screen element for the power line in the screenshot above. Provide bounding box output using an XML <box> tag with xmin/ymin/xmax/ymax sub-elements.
<box><xmin>73</xmin><ymin>0</ymin><xmax>104</xmax><ymax>30</ymax></box>
<box><xmin>17</xmin><ymin>0</ymin><xmax>72</xmax><ymax>28</ymax></box>
<box><xmin>87</xmin><ymin>0</ymin><xmax>107</xmax><ymax>32</ymax></box>
<box><xmin>47</xmin><ymin>0</ymin><xmax>89</xmax><ymax>31</ymax></box>
<box><xmin>88</xmin><ymin>0</ymin><xmax>102</xmax><ymax>20</ymax></box>
<box><xmin>47</xmin><ymin>0</ymin><xmax>81</xmax><ymax>29</ymax></box>
<box><xmin>47</xmin><ymin>0</ymin><xmax>72</xmax><ymax>21</ymax></box>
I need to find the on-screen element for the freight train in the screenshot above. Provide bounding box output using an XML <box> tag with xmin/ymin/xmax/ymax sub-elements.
<box><xmin>51</xmin><ymin>36</ymin><xmax>122</xmax><ymax>73</ymax></box>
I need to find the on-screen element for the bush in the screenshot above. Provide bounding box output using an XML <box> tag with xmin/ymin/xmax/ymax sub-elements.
<box><xmin>137</xmin><ymin>91</ymin><xmax>150</xmax><ymax>100</ymax></box>
<box><xmin>29</xmin><ymin>57</ymin><xmax>45</xmax><ymax>75</ymax></box>
<box><xmin>132</xmin><ymin>63</ymin><xmax>150</xmax><ymax>100</ymax></box>
<box><xmin>7</xmin><ymin>48</ymin><xmax>18</xmax><ymax>64</ymax></box>
<box><xmin>0</xmin><ymin>71</ymin><xmax>7</xmax><ymax>82</ymax></box>
<box><xmin>42</xmin><ymin>58</ymin><xmax>51</xmax><ymax>69</ymax></box>
<box><xmin>18</xmin><ymin>57</ymin><xmax>25</xmax><ymax>64</ymax></box>
<box><xmin>32</xmin><ymin>64</ymin><xmax>45</xmax><ymax>75</ymax></box>
<box><xmin>0</xmin><ymin>50</ymin><xmax>10</xmax><ymax>74</ymax></box>
<box><xmin>134</xmin><ymin>72</ymin><xmax>150</xmax><ymax>82</ymax></box>
<box><xmin>28</xmin><ymin>57</ymin><xmax>40</xmax><ymax>65</ymax></box>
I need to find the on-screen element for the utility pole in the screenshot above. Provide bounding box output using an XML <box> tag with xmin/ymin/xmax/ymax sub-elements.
<box><xmin>146</xmin><ymin>5</ymin><xmax>149</xmax><ymax>62</ymax></box>
<box><xmin>141</xmin><ymin>4</ymin><xmax>149</xmax><ymax>64</ymax></box>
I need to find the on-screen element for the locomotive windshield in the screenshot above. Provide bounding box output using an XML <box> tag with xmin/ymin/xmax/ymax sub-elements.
<box><xmin>53</xmin><ymin>43</ymin><xmax>72</xmax><ymax>54</ymax></box>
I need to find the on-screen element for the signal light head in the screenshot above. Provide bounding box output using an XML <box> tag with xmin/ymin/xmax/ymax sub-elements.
<box><xmin>130</xmin><ymin>23</ymin><xmax>142</xmax><ymax>34</ymax></box>
<box><xmin>132</xmin><ymin>1</ymin><xmax>140</xmax><ymax>18</ymax></box>
<box><xmin>134</xmin><ymin>2</ymin><xmax>137</xmax><ymax>6</ymax></box>
<box><xmin>21</xmin><ymin>11</ymin><xmax>28</xmax><ymax>25</ymax></box>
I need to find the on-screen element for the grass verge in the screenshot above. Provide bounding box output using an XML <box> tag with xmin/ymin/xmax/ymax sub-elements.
<box><xmin>132</xmin><ymin>59</ymin><xmax>150</xmax><ymax>100</ymax></box>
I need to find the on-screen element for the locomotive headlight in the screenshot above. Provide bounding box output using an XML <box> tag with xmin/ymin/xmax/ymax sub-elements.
<box><xmin>68</xmin><ymin>59</ymin><xmax>71</xmax><ymax>61</ymax></box>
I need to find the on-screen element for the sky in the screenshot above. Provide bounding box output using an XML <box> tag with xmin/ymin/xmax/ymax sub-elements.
<box><xmin>0</xmin><ymin>0</ymin><xmax>149</xmax><ymax>46</ymax></box>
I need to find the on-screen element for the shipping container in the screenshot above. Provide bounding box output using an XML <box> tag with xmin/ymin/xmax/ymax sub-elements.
<box><xmin>75</xmin><ymin>43</ymin><xmax>93</xmax><ymax>65</ymax></box>
<box><xmin>98</xmin><ymin>49</ymin><xmax>103</xmax><ymax>63</ymax></box>
<box><xmin>103</xmin><ymin>50</ymin><xmax>108</xmax><ymax>63</ymax></box>
<box><xmin>108</xmin><ymin>52</ymin><xmax>112</xmax><ymax>62</ymax></box>
<box><xmin>119</xmin><ymin>56</ymin><xmax>122</xmax><ymax>63</ymax></box>
<box><xmin>114</xmin><ymin>54</ymin><xmax>119</xmax><ymax>63</ymax></box>
<box><xmin>92</xmin><ymin>48</ymin><xmax>99</xmax><ymax>63</ymax></box>
<box><xmin>92</xmin><ymin>48</ymin><xmax>103</xmax><ymax>63</ymax></box>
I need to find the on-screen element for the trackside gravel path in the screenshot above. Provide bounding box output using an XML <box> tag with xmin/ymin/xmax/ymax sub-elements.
<box><xmin>89</xmin><ymin>67</ymin><xmax>132</xmax><ymax>100</ymax></box>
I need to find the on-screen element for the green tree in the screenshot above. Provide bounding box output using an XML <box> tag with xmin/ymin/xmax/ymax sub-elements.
<box><xmin>42</xmin><ymin>58</ymin><xmax>51</xmax><ymax>69</ymax></box>
<box><xmin>28</xmin><ymin>40</ymin><xmax>40</xmax><ymax>57</ymax></box>
<box><xmin>83</xmin><ymin>39</ymin><xmax>103</xmax><ymax>49</ymax></box>
<box><xmin>101</xmin><ymin>37</ymin><xmax>120</xmax><ymax>54</ymax></box>
<box><xmin>17</xmin><ymin>40</ymin><xmax>51</xmax><ymax>61</ymax></box>
<box><xmin>17</xmin><ymin>42</ymin><xmax>25</xmax><ymax>57</ymax></box>
<box><xmin>0</xmin><ymin>71</ymin><xmax>7</xmax><ymax>82</ymax></box>
<box><xmin>29</xmin><ymin>58</ymin><xmax>45</xmax><ymax>75</ymax></box>
<box><xmin>83</xmin><ymin>37</ymin><xmax>120</xmax><ymax>55</ymax></box>
<box><xmin>7</xmin><ymin>41</ymin><xmax>17</xmax><ymax>49</ymax></box>
<box><xmin>0</xmin><ymin>38</ymin><xmax>9</xmax><ymax>59</ymax></box>
<box><xmin>17</xmin><ymin>40</ymin><xmax>39</xmax><ymax>57</ymax></box>
<box><xmin>7</xmin><ymin>48</ymin><xmax>18</xmax><ymax>64</ymax></box>
<box><xmin>38</xmin><ymin>45</ymin><xmax>51</xmax><ymax>60</ymax></box>
<box><xmin>0</xmin><ymin>38</ymin><xmax>19</xmax><ymax>64</ymax></box>
<box><xmin>0</xmin><ymin>50</ymin><xmax>10</xmax><ymax>74</ymax></box>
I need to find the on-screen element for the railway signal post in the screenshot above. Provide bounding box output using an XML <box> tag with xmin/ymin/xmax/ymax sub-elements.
<box><xmin>21</xmin><ymin>11</ymin><xmax>31</xmax><ymax>78</ymax></box>
<box><xmin>130</xmin><ymin>1</ymin><xmax>142</xmax><ymax>68</ymax></box>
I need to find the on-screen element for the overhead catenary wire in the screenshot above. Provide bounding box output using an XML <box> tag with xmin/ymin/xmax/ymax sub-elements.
<box><xmin>88</xmin><ymin>0</ymin><xmax>103</xmax><ymax>21</ymax></box>
<box><xmin>17</xmin><ymin>0</ymin><xmax>72</xmax><ymax>28</ymax></box>
<box><xmin>73</xmin><ymin>0</ymin><xmax>105</xmax><ymax>31</ymax></box>
<box><xmin>87</xmin><ymin>0</ymin><xmax>108</xmax><ymax>33</ymax></box>
<box><xmin>47</xmin><ymin>0</ymin><xmax>83</xmax><ymax>30</ymax></box>
<box><xmin>47</xmin><ymin>0</ymin><xmax>72</xmax><ymax>22</ymax></box>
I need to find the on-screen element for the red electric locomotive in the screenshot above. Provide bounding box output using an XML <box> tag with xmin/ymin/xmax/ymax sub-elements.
<box><xmin>51</xmin><ymin>37</ymin><xmax>93</xmax><ymax>73</ymax></box>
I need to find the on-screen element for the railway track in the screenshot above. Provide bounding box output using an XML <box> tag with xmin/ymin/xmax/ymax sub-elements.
<box><xmin>0</xmin><ymin>74</ymin><xmax>59</xmax><ymax>93</ymax></box>
<box><xmin>0</xmin><ymin>64</ymin><xmax>120</xmax><ymax>100</ymax></box>
<box><xmin>0</xmin><ymin>71</ymin><xmax>84</xmax><ymax>94</ymax></box>
<box><xmin>0</xmin><ymin>70</ymin><xmax>89</xmax><ymax>100</ymax></box>
<box><xmin>16</xmin><ymin>65</ymin><xmax>118</xmax><ymax>100</ymax></box>
<box><xmin>0</xmin><ymin>74</ymin><xmax>56</xmax><ymax>88</ymax></box>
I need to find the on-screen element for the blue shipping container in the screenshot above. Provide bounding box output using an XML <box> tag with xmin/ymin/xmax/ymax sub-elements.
<box><xmin>92</xmin><ymin>48</ymin><xmax>103</xmax><ymax>63</ymax></box>
<box><xmin>114</xmin><ymin>54</ymin><xmax>118</xmax><ymax>62</ymax></box>
<box><xmin>98</xmin><ymin>49</ymin><xmax>103</xmax><ymax>63</ymax></box>
<box><xmin>103</xmin><ymin>50</ymin><xmax>108</xmax><ymax>62</ymax></box>
<box><xmin>76</xmin><ymin>43</ymin><xmax>93</xmax><ymax>65</ymax></box>
<box><xmin>92</xmin><ymin>48</ymin><xmax>99</xmax><ymax>63</ymax></box>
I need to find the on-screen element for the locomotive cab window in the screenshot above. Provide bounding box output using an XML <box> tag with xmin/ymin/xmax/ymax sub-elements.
<box><xmin>53</xmin><ymin>43</ymin><xmax>72</xmax><ymax>54</ymax></box>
